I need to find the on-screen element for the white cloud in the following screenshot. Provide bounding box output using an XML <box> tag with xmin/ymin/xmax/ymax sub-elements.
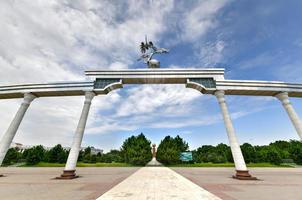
<box><xmin>0</xmin><ymin>0</ymin><xmax>241</xmax><ymax>149</ymax></box>
<box><xmin>180</xmin><ymin>0</ymin><xmax>229</xmax><ymax>42</ymax></box>
<box><xmin>197</xmin><ymin>40</ymin><xmax>226</xmax><ymax>66</ymax></box>
<box><xmin>108</xmin><ymin>62</ymin><xmax>128</xmax><ymax>70</ymax></box>
<box><xmin>82</xmin><ymin>84</ymin><xmax>214</xmax><ymax>135</ymax></box>
<box><xmin>0</xmin><ymin>97</ymin><xmax>83</xmax><ymax>147</ymax></box>
<box><xmin>115</xmin><ymin>85</ymin><xmax>201</xmax><ymax>117</ymax></box>
<box><xmin>0</xmin><ymin>0</ymin><xmax>175</xmax><ymax>84</ymax></box>
<box><xmin>0</xmin><ymin>0</ymin><xmax>175</xmax><ymax>146</ymax></box>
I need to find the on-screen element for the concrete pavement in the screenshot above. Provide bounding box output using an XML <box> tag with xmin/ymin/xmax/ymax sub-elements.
<box><xmin>96</xmin><ymin>167</ymin><xmax>221</xmax><ymax>200</ymax></box>
<box><xmin>172</xmin><ymin>167</ymin><xmax>302</xmax><ymax>200</ymax></box>
<box><xmin>0</xmin><ymin>167</ymin><xmax>139</xmax><ymax>200</ymax></box>
<box><xmin>0</xmin><ymin>167</ymin><xmax>301</xmax><ymax>200</ymax></box>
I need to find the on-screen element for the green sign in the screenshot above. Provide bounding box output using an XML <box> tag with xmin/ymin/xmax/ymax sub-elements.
<box><xmin>180</xmin><ymin>152</ymin><xmax>193</xmax><ymax>162</ymax></box>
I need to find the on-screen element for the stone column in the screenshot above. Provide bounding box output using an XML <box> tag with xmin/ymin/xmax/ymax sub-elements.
<box><xmin>58</xmin><ymin>91</ymin><xmax>95</xmax><ymax>179</ymax></box>
<box><xmin>276</xmin><ymin>92</ymin><xmax>302</xmax><ymax>140</ymax></box>
<box><xmin>215</xmin><ymin>90</ymin><xmax>256</xmax><ymax>180</ymax></box>
<box><xmin>0</xmin><ymin>93</ymin><xmax>36</xmax><ymax>168</ymax></box>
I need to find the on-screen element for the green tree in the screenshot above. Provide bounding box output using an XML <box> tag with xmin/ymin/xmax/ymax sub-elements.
<box><xmin>99</xmin><ymin>150</ymin><xmax>123</xmax><ymax>163</ymax></box>
<box><xmin>83</xmin><ymin>154</ymin><xmax>91</xmax><ymax>163</ymax></box>
<box><xmin>266</xmin><ymin>148</ymin><xmax>282</xmax><ymax>165</ymax></box>
<box><xmin>83</xmin><ymin>147</ymin><xmax>92</xmax><ymax>163</ymax></box>
<box><xmin>100</xmin><ymin>153</ymin><xmax>111</xmax><ymax>163</ymax></box>
<box><xmin>205</xmin><ymin>152</ymin><xmax>227</xmax><ymax>163</ymax></box>
<box><xmin>269</xmin><ymin>141</ymin><xmax>290</xmax><ymax>159</ymax></box>
<box><xmin>107</xmin><ymin>150</ymin><xmax>124</xmax><ymax>163</ymax></box>
<box><xmin>157</xmin><ymin>135</ymin><xmax>189</xmax><ymax>164</ymax></box>
<box><xmin>121</xmin><ymin>133</ymin><xmax>152</xmax><ymax>165</ymax></box>
<box><xmin>194</xmin><ymin>145</ymin><xmax>214</xmax><ymax>163</ymax></box>
<box><xmin>174</xmin><ymin>135</ymin><xmax>189</xmax><ymax>152</ymax></box>
<box><xmin>192</xmin><ymin>149</ymin><xmax>200</xmax><ymax>163</ymax></box>
<box><xmin>47</xmin><ymin>144</ymin><xmax>67</xmax><ymax>163</ymax></box>
<box><xmin>90</xmin><ymin>154</ymin><xmax>97</xmax><ymax>163</ymax></box>
<box><xmin>78</xmin><ymin>150</ymin><xmax>84</xmax><ymax>162</ymax></box>
<box><xmin>2</xmin><ymin>148</ymin><xmax>20</xmax><ymax>166</ymax></box>
<box><xmin>25</xmin><ymin>145</ymin><xmax>45</xmax><ymax>165</ymax></box>
<box><xmin>193</xmin><ymin>144</ymin><xmax>229</xmax><ymax>163</ymax></box>
<box><xmin>57</xmin><ymin>150</ymin><xmax>68</xmax><ymax>163</ymax></box>
<box><xmin>96</xmin><ymin>152</ymin><xmax>102</xmax><ymax>162</ymax></box>
<box><xmin>82</xmin><ymin>147</ymin><xmax>104</xmax><ymax>163</ymax></box>
<box><xmin>216</xmin><ymin>143</ymin><xmax>232</xmax><ymax>162</ymax></box>
<box><xmin>254</xmin><ymin>145</ymin><xmax>269</xmax><ymax>163</ymax></box>
<box><xmin>289</xmin><ymin>140</ymin><xmax>302</xmax><ymax>165</ymax></box>
<box><xmin>84</xmin><ymin>147</ymin><xmax>91</xmax><ymax>156</ymax></box>
<box><xmin>241</xmin><ymin>143</ymin><xmax>256</xmax><ymax>163</ymax></box>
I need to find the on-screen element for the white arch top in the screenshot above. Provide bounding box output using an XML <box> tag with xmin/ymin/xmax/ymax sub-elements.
<box><xmin>1</xmin><ymin>68</ymin><xmax>302</xmax><ymax>99</ymax></box>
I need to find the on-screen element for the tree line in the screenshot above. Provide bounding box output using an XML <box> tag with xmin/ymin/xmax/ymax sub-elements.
<box><xmin>2</xmin><ymin>133</ymin><xmax>302</xmax><ymax>166</ymax></box>
<box><xmin>157</xmin><ymin>136</ymin><xmax>302</xmax><ymax>165</ymax></box>
<box><xmin>2</xmin><ymin>133</ymin><xmax>152</xmax><ymax>166</ymax></box>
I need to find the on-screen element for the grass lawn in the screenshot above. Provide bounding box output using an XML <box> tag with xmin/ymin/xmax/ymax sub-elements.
<box><xmin>166</xmin><ymin>162</ymin><xmax>294</xmax><ymax>168</ymax></box>
<box><xmin>19</xmin><ymin>162</ymin><xmax>134</xmax><ymax>167</ymax></box>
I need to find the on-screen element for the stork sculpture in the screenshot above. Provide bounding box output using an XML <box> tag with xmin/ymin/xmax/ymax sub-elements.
<box><xmin>137</xmin><ymin>36</ymin><xmax>169</xmax><ymax>68</ymax></box>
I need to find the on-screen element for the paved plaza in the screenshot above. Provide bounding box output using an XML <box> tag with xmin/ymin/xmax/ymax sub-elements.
<box><xmin>0</xmin><ymin>167</ymin><xmax>139</xmax><ymax>200</ymax></box>
<box><xmin>0</xmin><ymin>167</ymin><xmax>301</xmax><ymax>200</ymax></box>
<box><xmin>172</xmin><ymin>167</ymin><xmax>302</xmax><ymax>200</ymax></box>
<box><xmin>97</xmin><ymin>167</ymin><xmax>221</xmax><ymax>200</ymax></box>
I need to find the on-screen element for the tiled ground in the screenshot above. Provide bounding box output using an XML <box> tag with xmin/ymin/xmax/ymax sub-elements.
<box><xmin>0</xmin><ymin>167</ymin><xmax>139</xmax><ymax>200</ymax></box>
<box><xmin>172</xmin><ymin>167</ymin><xmax>302</xmax><ymax>200</ymax></box>
<box><xmin>97</xmin><ymin>167</ymin><xmax>221</xmax><ymax>200</ymax></box>
<box><xmin>0</xmin><ymin>167</ymin><xmax>301</xmax><ymax>200</ymax></box>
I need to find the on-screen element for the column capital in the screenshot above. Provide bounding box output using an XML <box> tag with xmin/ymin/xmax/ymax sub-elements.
<box><xmin>214</xmin><ymin>90</ymin><xmax>225</xmax><ymax>97</ymax></box>
<box><xmin>214</xmin><ymin>90</ymin><xmax>225</xmax><ymax>102</ymax></box>
<box><xmin>275</xmin><ymin>92</ymin><xmax>290</xmax><ymax>104</ymax></box>
<box><xmin>23</xmin><ymin>93</ymin><xmax>36</xmax><ymax>105</ymax></box>
<box><xmin>84</xmin><ymin>91</ymin><xmax>95</xmax><ymax>104</ymax></box>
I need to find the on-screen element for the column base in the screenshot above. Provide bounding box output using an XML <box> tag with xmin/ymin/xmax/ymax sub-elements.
<box><xmin>233</xmin><ymin>170</ymin><xmax>257</xmax><ymax>180</ymax></box>
<box><xmin>56</xmin><ymin>170</ymin><xmax>79</xmax><ymax>180</ymax></box>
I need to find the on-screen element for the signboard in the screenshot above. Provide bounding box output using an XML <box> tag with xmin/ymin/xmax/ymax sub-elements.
<box><xmin>180</xmin><ymin>152</ymin><xmax>193</xmax><ymax>162</ymax></box>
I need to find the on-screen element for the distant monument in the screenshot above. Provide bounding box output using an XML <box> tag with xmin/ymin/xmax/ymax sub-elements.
<box><xmin>152</xmin><ymin>144</ymin><xmax>156</xmax><ymax>158</ymax></box>
<box><xmin>137</xmin><ymin>36</ymin><xmax>169</xmax><ymax>68</ymax></box>
<box><xmin>147</xmin><ymin>143</ymin><xmax>162</xmax><ymax>166</ymax></box>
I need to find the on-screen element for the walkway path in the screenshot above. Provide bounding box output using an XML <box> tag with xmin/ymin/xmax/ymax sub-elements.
<box><xmin>96</xmin><ymin>167</ymin><xmax>221</xmax><ymax>200</ymax></box>
<box><xmin>146</xmin><ymin>158</ymin><xmax>162</xmax><ymax>166</ymax></box>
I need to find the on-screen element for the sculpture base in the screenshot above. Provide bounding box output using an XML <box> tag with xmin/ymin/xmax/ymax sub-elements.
<box><xmin>56</xmin><ymin>170</ymin><xmax>78</xmax><ymax>179</ymax></box>
<box><xmin>148</xmin><ymin>59</ymin><xmax>160</xmax><ymax>68</ymax></box>
<box><xmin>146</xmin><ymin>157</ymin><xmax>162</xmax><ymax>166</ymax></box>
<box><xmin>233</xmin><ymin>170</ymin><xmax>257</xmax><ymax>180</ymax></box>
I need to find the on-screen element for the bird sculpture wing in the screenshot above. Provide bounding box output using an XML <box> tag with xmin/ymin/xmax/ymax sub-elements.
<box><xmin>140</xmin><ymin>42</ymin><xmax>146</xmax><ymax>53</ymax></box>
<box><xmin>157</xmin><ymin>48</ymin><xmax>169</xmax><ymax>53</ymax></box>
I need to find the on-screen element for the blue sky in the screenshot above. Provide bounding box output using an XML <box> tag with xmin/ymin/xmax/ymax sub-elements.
<box><xmin>0</xmin><ymin>0</ymin><xmax>302</xmax><ymax>152</ymax></box>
